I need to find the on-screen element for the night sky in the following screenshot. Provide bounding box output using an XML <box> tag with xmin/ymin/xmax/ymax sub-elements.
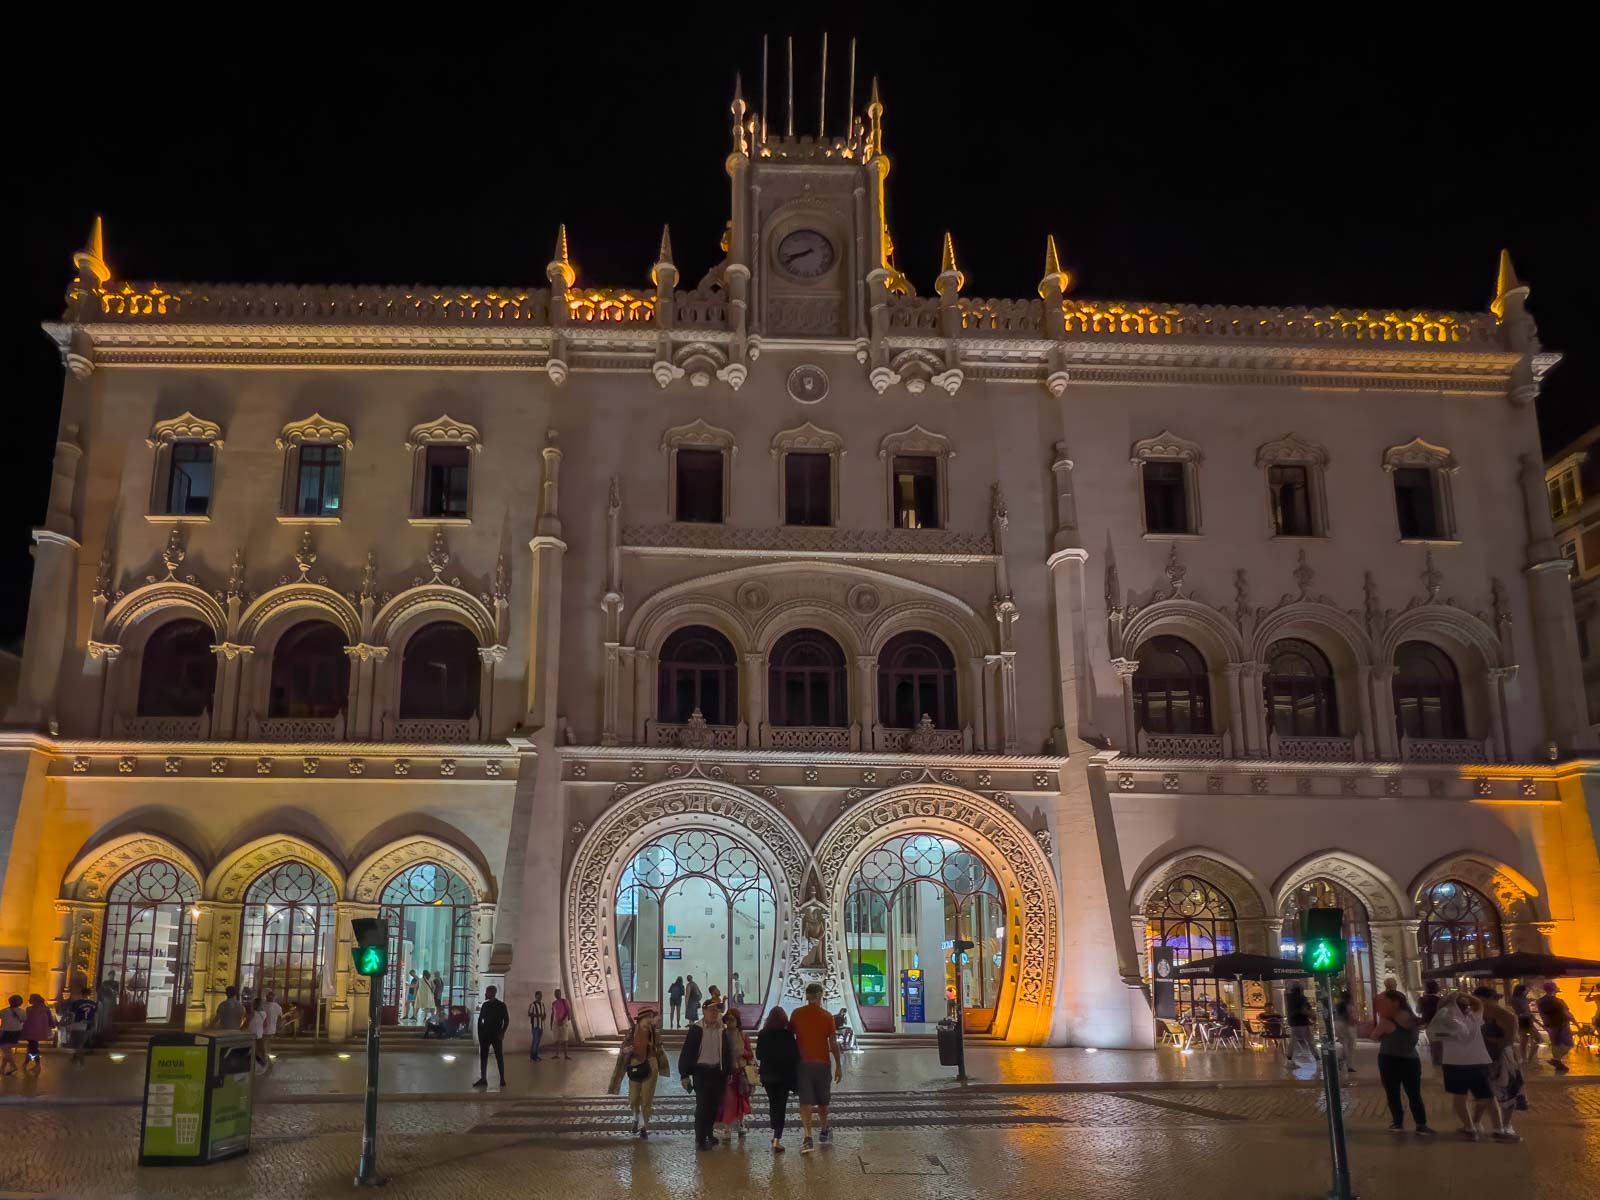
<box><xmin>6</xmin><ymin>13</ymin><xmax>1595</xmax><ymax>644</ymax></box>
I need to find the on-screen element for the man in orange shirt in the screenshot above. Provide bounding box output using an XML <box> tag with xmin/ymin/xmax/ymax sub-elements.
<box><xmin>787</xmin><ymin>982</ymin><xmax>843</xmax><ymax>1153</ymax></box>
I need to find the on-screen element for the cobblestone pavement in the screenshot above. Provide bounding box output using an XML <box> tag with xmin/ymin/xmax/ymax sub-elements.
<box><xmin>2</xmin><ymin>1074</ymin><xmax>1598</xmax><ymax>1199</ymax></box>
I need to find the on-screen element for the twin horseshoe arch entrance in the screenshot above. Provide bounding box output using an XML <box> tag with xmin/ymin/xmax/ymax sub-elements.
<box><xmin>564</xmin><ymin>779</ymin><xmax>1059</xmax><ymax>1043</ymax></box>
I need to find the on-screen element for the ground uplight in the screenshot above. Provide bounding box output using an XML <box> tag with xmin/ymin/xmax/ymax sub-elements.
<box><xmin>337</xmin><ymin>1052</ymin><xmax>352</xmax><ymax>1060</ymax></box>
<box><xmin>441</xmin><ymin>1054</ymin><xmax>457</xmax><ymax>1063</ymax></box>
<box><xmin>108</xmin><ymin>1053</ymin><xmax>127</xmax><ymax>1062</ymax></box>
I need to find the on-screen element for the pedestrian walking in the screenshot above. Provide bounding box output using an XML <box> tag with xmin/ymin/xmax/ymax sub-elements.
<box><xmin>788</xmin><ymin>981</ymin><xmax>843</xmax><ymax>1153</ymax></box>
<box><xmin>1429</xmin><ymin>989</ymin><xmax>1519</xmax><ymax>1141</ymax></box>
<box><xmin>1536</xmin><ymin>981</ymin><xmax>1576</xmax><ymax>1073</ymax></box>
<box><xmin>1474</xmin><ymin>987</ymin><xmax>1526</xmax><ymax>1131</ymax></box>
<box><xmin>209</xmin><ymin>984</ymin><xmax>245</xmax><ymax>1031</ymax></box>
<box><xmin>65</xmin><ymin>987</ymin><xmax>97</xmax><ymax>1066</ymax></box>
<box><xmin>527</xmin><ymin>990</ymin><xmax>546</xmax><ymax>1061</ymax></box>
<box><xmin>261</xmin><ymin>989</ymin><xmax>283</xmax><ymax>1065</ymax></box>
<box><xmin>608</xmin><ymin>1007</ymin><xmax>669</xmax><ymax>1138</ymax></box>
<box><xmin>685</xmin><ymin>975</ymin><xmax>702</xmax><ymax>1023</ymax></box>
<box><xmin>756</xmin><ymin>1006</ymin><xmax>800</xmax><ymax>1152</ymax></box>
<box><xmin>668</xmin><ymin>977</ymin><xmax>685</xmax><ymax>1028</ymax></box>
<box><xmin>1373</xmin><ymin>989</ymin><xmax>1433</xmax><ymax>1136</ymax></box>
<box><xmin>1</xmin><ymin>995</ymin><xmax>26</xmax><ymax>1077</ymax></box>
<box><xmin>1510</xmin><ymin>983</ymin><xmax>1537</xmax><ymax>1063</ymax></box>
<box><xmin>246</xmin><ymin>997</ymin><xmax>268</xmax><ymax>1069</ymax></box>
<box><xmin>473</xmin><ymin>984</ymin><xmax>510</xmax><ymax>1088</ymax></box>
<box><xmin>716</xmin><ymin>1007</ymin><xmax>754</xmax><ymax>1141</ymax></box>
<box><xmin>730</xmin><ymin>972</ymin><xmax>744</xmax><ymax>1005</ymax></box>
<box><xmin>20</xmin><ymin>994</ymin><xmax>54</xmax><ymax>1076</ymax></box>
<box><xmin>679</xmin><ymin>997</ymin><xmax>734</xmax><ymax>1151</ymax></box>
<box><xmin>1284</xmin><ymin>985</ymin><xmax>1316</xmax><ymax>1067</ymax></box>
<box><xmin>1333</xmin><ymin>989</ymin><xmax>1358</xmax><ymax>1075</ymax></box>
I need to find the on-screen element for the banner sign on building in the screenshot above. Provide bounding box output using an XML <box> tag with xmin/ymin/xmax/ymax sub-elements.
<box><xmin>1151</xmin><ymin>946</ymin><xmax>1177</xmax><ymax>1018</ymax></box>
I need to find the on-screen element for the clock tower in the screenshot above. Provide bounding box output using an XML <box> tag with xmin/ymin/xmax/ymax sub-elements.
<box><xmin>722</xmin><ymin>60</ymin><xmax>895</xmax><ymax>344</ymax></box>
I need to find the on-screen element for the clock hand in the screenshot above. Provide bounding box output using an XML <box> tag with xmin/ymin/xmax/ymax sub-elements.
<box><xmin>782</xmin><ymin>248</ymin><xmax>816</xmax><ymax>265</ymax></box>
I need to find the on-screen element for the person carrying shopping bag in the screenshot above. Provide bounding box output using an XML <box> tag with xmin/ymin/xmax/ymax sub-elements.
<box><xmin>608</xmin><ymin>1007</ymin><xmax>670</xmax><ymax>1138</ymax></box>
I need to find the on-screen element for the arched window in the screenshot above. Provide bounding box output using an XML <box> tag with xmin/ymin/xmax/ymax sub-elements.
<box><xmin>268</xmin><ymin>621</ymin><xmax>350</xmax><ymax>718</ymax></box>
<box><xmin>98</xmin><ymin>859</ymin><xmax>200</xmax><ymax>1025</ymax></box>
<box><xmin>1280</xmin><ymin>877</ymin><xmax>1375</xmax><ymax>1019</ymax></box>
<box><xmin>137</xmin><ymin>619</ymin><xmax>217</xmax><ymax>717</ymax></box>
<box><xmin>399</xmin><ymin>622</ymin><xmax>481</xmax><ymax>720</ymax></box>
<box><xmin>1132</xmin><ymin>636</ymin><xmax>1212</xmax><ymax>734</ymax></box>
<box><xmin>658</xmin><ymin>625</ymin><xmax>739</xmax><ymax>726</ymax></box>
<box><xmin>239</xmin><ymin>860</ymin><xmax>337</xmax><ymax>1028</ymax></box>
<box><xmin>1392</xmin><ymin>641</ymin><xmax>1466</xmax><ymax>739</ymax></box>
<box><xmin>1263</xmin><ymin>638</ymin><xmax>1339</xmax><ymax>737</ymax></box>
<box><xmin>1145</xmin><ymin>874</ymin><xmax>1237</xmax><ymax>1014</ymax></box>
<box><xmin>878</xmin><ymin>632</ymin><xmax>959</xmax><ymax>729</ymax></box>
<box><xmin>1417</xmin><ymin>879</ymin><xmax>1501</xmax><ymax>972</ymax></box>
<box><xmin>379</xmin><ymin>863</ymin><xmax>475</xmax><ymax>1023</ymax></box>
<box><xmin>768</xmin><ymin>629</ymin><xmax>848</xmax><ymax>727</ymax></box>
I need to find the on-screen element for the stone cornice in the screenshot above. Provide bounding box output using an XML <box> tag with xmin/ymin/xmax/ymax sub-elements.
<box><xmin>560</xmin><ymin>744</ymin><xmax>1065</xmax><ymax>769</ymax></box>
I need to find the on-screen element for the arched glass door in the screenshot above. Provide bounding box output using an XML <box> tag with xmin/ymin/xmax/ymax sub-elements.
<box><xmin>1145</xmin><ymin>875</ymin><xmax>1238</xmax><ymax>1015</ymax></box>
<box><xmin>239</xmin><ymin>861</ymin><xmax>337</xmax><ymax>1032</ymax></box>
<box><xmin>98</xmin><ymin>860</ymin><xmax>199</xmax><ymax>1025</ymax></box>
<box><xmin>1280</xmin><ymin>878</ymin><xmax>1376</xmax><ymax>1018</ymax></box>
<box><xmin>615</xmin><ymin>830</ymin><xmax>776</xmax><ymax>1024</ymax></box>
<box><xmin>845</xmin><ymin>834</ymin><xmax>1008</xmax><ymax>1034</ymax></box>
<box><xmin>379</xmin><ymin>863</ymin><xmax>475</xmax><ymax>1024</ymax></box>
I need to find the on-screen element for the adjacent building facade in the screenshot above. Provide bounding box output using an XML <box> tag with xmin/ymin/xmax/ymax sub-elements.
<box><xmin>1546</xmin><ymin>428</ymin><xmax>1600</xmax><ymax>740</ymax></box>
<box><xmin>3</xmin><ymin>79</ymin><xmax>1598</xmax><ymax>1048</ymax></box>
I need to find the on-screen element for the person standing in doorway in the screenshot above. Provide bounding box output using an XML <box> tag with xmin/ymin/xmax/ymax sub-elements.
<box><xmin>209</xmin><ymin>985</ymin><xmax>245</xmax><ymax>1031</ymax></box>
<box><xmin>261</xmin><ymin>989</ymin><xmax>284</xmax><ymax>1066</ymax></box>
<box><xmin>788</xmin><ymin>982</ymin><xmax>843</xmax><ymax>1153</ymax></box>
<box><xmin>473</xmin><ymin>985</ymin><xmax>510</xmax><ymax>1089</ymax></box>
<box><xmin>527</xmin><ymin>990</ymin><xmax>546</xmax><ymax>1061</ymax></box>
<box><xmin>19</xmin><ymin>995</ymin><xmax>54</xmax><ymax>1076</ymax></box>
<box><xmin>668</xmin><ymin>977</ymin><xmax>685</xmax><ymax>1029</ymax></box>
<box><xmin>608</xmin><ymin>1007</ymin><xmax>669</xmax><ymax>1138</ymax></box>
<box><xmin>404</xmin><ymin>970</ymin><xmax>419</xmax><ymax>1023</ymax></box>
<box><xmin>550</xmin><ymin>988</ymin><xmax>573</xmax><ymax>1059</ymax></box>
<box><xmin>0</xmin><ymin>995</ymin><xmax>27</xmax><ymax>1076</ymax></box>
<box><xmin>246</xmin><ymin>997</ymin><xmax>268</xmax><ymax>1070</ymax></box>
<box><xmin>684</xmin><ymin>975</ymin><xmax>702</xmax><ymax>1023</ymax></box>
<box><xmin>729</xmin><ymin>973</ymin><xmax>744</xmax><ymax>1005</ymax></box>
<box><xmin>679</xmin><ymin>997</ymin><xmax>732</xmax><ymax>1151</ymax></box>
<box><xmin>756</xmin><ymin>1006</ymin><xmax>800</xmax><ymax>1152</ymax></box>
<box><xmin>1373</xmin><ymin>989</ymin><xmax>1433</xmax><ymax>1136</ymax></box>
<box><xmin>1536</xmin><ymin>982</ymin><xmax>1576</xmax><ymax>1073</ymax></box>
<box><xmin>417</xmin><ymin>971</ymin><xmax>439</xmax><ymax>1027</ymax></box>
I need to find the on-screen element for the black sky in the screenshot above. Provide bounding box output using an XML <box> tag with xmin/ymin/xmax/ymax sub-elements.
<box><xmin>5</xmin><ymin>11</ymin><xmax>1595</xmax><ymax>643</ymax></box>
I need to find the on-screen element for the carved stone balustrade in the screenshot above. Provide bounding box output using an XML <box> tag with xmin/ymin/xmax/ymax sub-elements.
<box><xmin>390</xmin><ymin>718</ymin><xmax>478</xmax><ymax>745</ymax></box>
<box><xmin>647</xmin><ymin>720</ymin><xmax>741</xmax><ymax>750</ymax></box>
<box><xmin>250</xmin><ymin>715</ymin><xmax>345</xmax><ymax>742</ymax></box>
<box><xmin>116</xmin><ymin>714</ymin><xmax>209</xmax><ymax>740</ymax></box>
<box><xmin>878</xmin><ymin>724</ymin><xmax>967</xmax><ymax>754</ymax></box>
<box><xmin>1400</xmin><ymin>736</ymin><xmax>1491</xmax><ymax>764</ymax></box>
<box><xmin>762</xmin><ymin>726</ymin><xmax>854</xmax><ymax>752</ymax></box>
<box><xmin>1269</xmin><ymin>732</ymin><xmax>1361</xmax><ymax>762</ymax></box>
<box><xmin>1135</xmin><ymin>730</ymin><xmax>1231</xmax><ymax>759</ymax></box>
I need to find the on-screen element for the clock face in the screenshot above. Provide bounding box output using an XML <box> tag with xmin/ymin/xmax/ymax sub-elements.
<box><xmin>776</xmin><ymin>229</ymin><xmax>836</xmax><ymax>279</ymax></box>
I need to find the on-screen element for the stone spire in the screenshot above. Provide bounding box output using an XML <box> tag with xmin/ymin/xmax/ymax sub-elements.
<box><xmin>730</xmin><ymin>72</ymin><xmax>748</xmax><ymax>155</ymax></box>
<box><xmin>547</xmin><ymin>224</ymin><xmax>575</xmax><ymax>290</ymax></box>
<box><xmin>1490</xmin><ymin>248</ymin><xmax>1526</xmax><ymax>321</ymax></box>
<box><xmin>866</xmin><ymin>76</ymin><xmax>884</xmax><ymax>157</ymax></box>
<box><xmin>936</xmin><ymin>232</ymin><xmax>964</xmax><ymax>295</ymax></box>
<box><xmin>66</xmin><ymin>215</ymin><xmax>111</xmax><ymax>304</ymax></box>
<box><xmin>651</xmin><ymin>225</ymin><xmax>676</xmax><ymax>288</ymax></box>
<box><xmin>1038</xmin><ymin>234</ymin><xmax>1072</xmax><ymax>298</ymax></box>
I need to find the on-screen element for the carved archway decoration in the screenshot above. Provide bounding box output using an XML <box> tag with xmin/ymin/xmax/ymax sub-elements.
<box><xmin>348</xmin><ymin>836</ymin><xmax>493</xmax><ymax>904</ymax></box>
<box><xmin>61</xmin><ymin>832</ymin><xmax>207</xmax><ymax>903</ymax></box>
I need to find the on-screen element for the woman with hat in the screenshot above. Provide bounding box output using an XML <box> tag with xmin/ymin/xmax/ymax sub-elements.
<box><xmin>608</xmin><ymin>1005</ymin><xmax>669</xmax><ymax>1138</ymax></box>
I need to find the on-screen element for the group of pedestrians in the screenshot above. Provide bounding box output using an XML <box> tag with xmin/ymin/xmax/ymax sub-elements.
<box><xmin>207</xmin><ymin>984</ymin><xmax>283</xmax><ymax>1069</ymax></box>
<box><xmin>0</xmin><ymin>994</ymin><xmax>61</xmax><ymax>1076</ymax></box>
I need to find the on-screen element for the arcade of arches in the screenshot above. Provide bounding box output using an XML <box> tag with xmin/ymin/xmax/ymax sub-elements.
<box><xmin>1136</xmin><ymin>854</ymin><xmax>1541</xmax><ymax>1022</ymax></box>
<box><xmin>54</xmin><ymin>837</ymin><xmax>493</xmax><ymax>1038</ymax></box>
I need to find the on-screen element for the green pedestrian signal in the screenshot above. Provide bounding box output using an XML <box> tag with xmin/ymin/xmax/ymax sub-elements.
<box><xmin>350</xmin><ymin>917</ymin><xmax>390</xmax><ymax>977</ymax></box>
<box><xmin>1301</xmin><ymin>907</ymin><xmax>1346</xmax><ymax>975</ymax></box>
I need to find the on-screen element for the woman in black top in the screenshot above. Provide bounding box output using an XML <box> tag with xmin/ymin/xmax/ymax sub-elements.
<box><xmin>756</xmin><ymin>1007</ymin><xmax>801</xmax><ymax>1152</ymax></box>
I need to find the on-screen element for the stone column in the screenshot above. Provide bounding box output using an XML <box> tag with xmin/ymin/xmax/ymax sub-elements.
<box><xmin>998</xmin><ymin>652</ymin><xmax>1020</xmax><ymax>753</ymax></box>
<box><xmin>1370</xmin><ymin>667</ymin><xmax>1399</xmax><ymax>759</ymax></box>
<box><xmin>1370</xmin><ymin>920</ymin><xmax>1418</xmax><ymax>994</ymax></box>
<box><xmin>743</xmin><ymin>652</ymin><xmax>765</xmax><ymax>747</ymax></box>
<box><xmin>473</xmin><ymin>902</ymin><xmax>500</xmax><ymax>1010</ymax></box>
<box><xmin>89</xmin><ymin>644</ymin><xmax>121</xmax><ymax>737</ymax></box>
<box><xmin>336</xmin><ymin>900</ymin><xmax>377</xmax><ymax>1037</ymax></box>
<box><xmin>186</xmin><ymin>901</ymin><xmax>219</xmax><ymax>1032</ymax></box>
<box><xmin>1484</xmin><ymin>667</ymin><xmax>1515</xmax><ymax>762</ymax></box>
<box><xmin>202</xmin><ymin>902</ymin><xmax>244</xmax><ymax>1019</ymax></box>
<box><xmin>1354</xmin><ymin>665</ymin><xmax>1377</xmax><ymax>760</ymax></box>
<box><xmin>525</xmin><ymin>435</ymin><xmax>566</xmax><ymax>730</ymax></box>
<box><xmin>1111</xmin><ymin>659</ymin><xmax>1139</xmax><ymax>753</ymax></box>
<box><xmin>855</xmin><ymin>655</ymin><xmax>879</xmax><ymax>749</ymax></box>
<box><xmin>210</xmin><ymin>645</ymin><xmax>253</xmax><ymax>739</ymax></box>
<box><xmin>633</xmin><ymin>650</ymin><xmax>654</xmax><ymax>744</ymax></box>
<box><xmin>601</xmin><ymin>642</ymin><xmax>622</xmax><ymax>746</ymax></box>
<box><xmin>964</xmin><ymin>658</ymin><xmax>987</xmax><ymax>751</ymax></box>
<box><xmin>1225</xmin><ymin>663</ymin><xmax>1249</xmax><ymax>756</ymax></box>
<box><xmin>499</xmin><ymin>738</ymin><xmax>564</xmax><ymax>1051</ymax></box>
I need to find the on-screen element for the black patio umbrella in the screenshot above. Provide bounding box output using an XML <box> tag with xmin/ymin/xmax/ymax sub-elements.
<box><xmin>1174</xmin><ymin>953</ymin><xmax>1311</xmax><ymax>982</ymax></box>
<box><xmin>1422</xmin><ymin>952</ymin><xmax>1600</xmax><ymax>980</ymax></box>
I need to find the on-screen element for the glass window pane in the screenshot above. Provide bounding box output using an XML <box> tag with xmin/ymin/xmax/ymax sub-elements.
<box><xmin>424</xmin><ymin>446</ymin><xmax>470</xmax><ymax>518</ymax></box>
<box><xmin>676</xmin><ymin>449</ymin><xmax>724</xmax><ymax>523</ymax></box>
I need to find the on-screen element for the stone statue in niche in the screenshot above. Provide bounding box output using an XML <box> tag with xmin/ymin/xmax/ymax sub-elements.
<box><xmin>798</xmin><ymin>900</ymin><xmax>828</xmax><ymax>969</ymax></box>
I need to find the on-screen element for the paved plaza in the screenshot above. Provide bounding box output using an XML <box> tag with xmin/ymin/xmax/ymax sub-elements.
<box><xmin>2</xmin><ymin>1045</ymin><xmax>1597</xmax><ymax>1198</ymax></box>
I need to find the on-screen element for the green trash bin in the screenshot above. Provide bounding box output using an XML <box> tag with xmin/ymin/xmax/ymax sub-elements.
<box><xmin>139</xmin><ymin>1032</ymin><xmax>256</xmax><ymax>1165</ymax></box>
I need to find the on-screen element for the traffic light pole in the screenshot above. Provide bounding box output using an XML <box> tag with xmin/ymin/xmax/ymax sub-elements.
<box><xmin>1316</xmin><ymin>976</ymin><xmax>1355</xmax><ymax>1200</ymax></box>
<box><xmin>354</xmin><ymin>967</ymin><xmax>384</xmax><ymax>1186</ymax></box>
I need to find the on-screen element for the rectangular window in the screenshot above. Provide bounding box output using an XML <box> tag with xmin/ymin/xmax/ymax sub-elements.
<box><xmin>1269</xmin><ymin>464</ymin><xmax>1313</xmax><ymax>536</ymax></box>
<box><xmin>422</xmin><ymin>445</ymin><xmax>471</xmax><ymax>518</ymax></box>
<box><xmin>1142</xmin><ymin>461</ymin><xmax>1188</xmax><ymax>534</ymax></box>
<box><xmin>1394</xmin><ymin>467</ymin><xmax>1440</xmax><ymax>539</ymax></box>
<box><xmin>675</xmin><ymin>449</ymin><xmax>724</xmax><ymax>524</ymax></box>
<box><xmin>785</xmin><ymin>452</ymin><xmax>832</xmax><ymax>526</ymax></box>
<box><xmin>892</xmin><ymin>455</ymin><xmax>940</xmax><ymax>529</ymax></box>
<box><xmin>294</xmin><ymin>444</ymin><xmax>343</xmax><ymax>518</ymax></box>
<box><xmin>166</xmin><ymin>442</ymin><xmax>214</xmax><ymax>516</ymax></box>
